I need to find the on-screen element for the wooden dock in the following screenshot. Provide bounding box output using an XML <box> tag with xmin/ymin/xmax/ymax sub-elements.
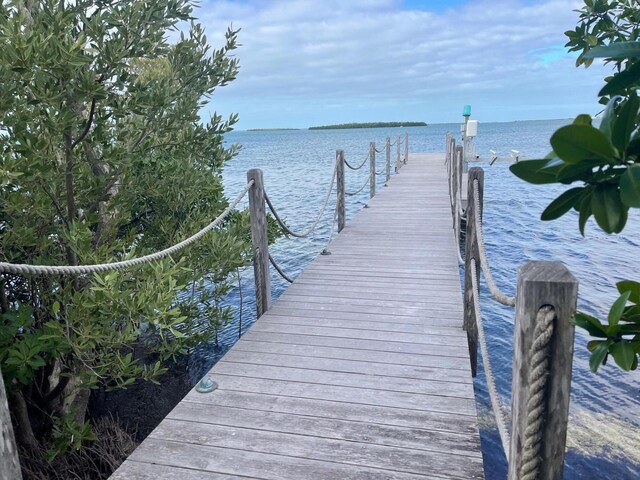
<box><xmin>111</xmin><ymin>153</ymin><xmax>484</xmax><ymax>479</ymax></box>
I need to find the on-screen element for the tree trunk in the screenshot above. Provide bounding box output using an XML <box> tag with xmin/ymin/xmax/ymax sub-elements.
<box><xmin>9</xmin><ymin>392</ymin><xmax>38</xmax><ymax>450</ymax></box>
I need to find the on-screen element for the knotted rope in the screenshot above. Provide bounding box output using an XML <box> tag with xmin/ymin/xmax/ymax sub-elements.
<box><xmin>472</xmin><ymin>180</ymin><xmax>516</xmax><ymax>307</ymax></box>
<box><xmin>519</xmin><ymin>305</ymin><xmax>556</xmax><ymax>480</ymax></box>
<box><xmin>265</xmin><ymin>163</ymin><xmax>337</xmax><ymax>238</ymax></box>
<box><xmin>0</xmin><ymin>181</ymin><xmax>254</xmax><ymax>276</ymax></box>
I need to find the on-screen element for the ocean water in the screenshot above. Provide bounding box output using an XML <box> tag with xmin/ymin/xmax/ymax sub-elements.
<box><xmin>189</xmin><ymin>120</ymin><xmax>640</xmax><ymax>479</ymax></box>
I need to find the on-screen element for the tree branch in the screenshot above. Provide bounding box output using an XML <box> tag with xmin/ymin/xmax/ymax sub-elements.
<box><xmin>37</xmin><ymin>180</ymin><xmax>69</xmax><ymax>228</ymax></box>
<box><xmin>71</xmin><ymin>97</ymin><xmax>96</xmax><ymax>149</ymax></box>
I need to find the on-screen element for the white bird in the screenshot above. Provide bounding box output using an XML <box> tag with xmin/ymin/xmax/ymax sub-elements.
<box><xmin>510</xmin><ymin>149</ymin><xmax>521</xmax><ymax>162</ymax></box>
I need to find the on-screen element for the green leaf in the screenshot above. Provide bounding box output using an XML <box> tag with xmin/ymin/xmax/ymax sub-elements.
<box><xmin>573</xmin><ymin>311</ymin><xmax>608</xmax><ymax>337</ymax></box>
<box><xmin>610</xmin><ymin>341</ymin><xmax>637</xmax><ymax>371</ymax></box>
<box><xmin>620</xmin><ymin>165</ymin><xmax>640</xmax><ymax>207</ymax></box>
<box><xmin>612</xmin><ymin>92</ymin><xmax>639</xmax><ymax>151</ymax></box>
<box><xmin>578</xmin><ymin>193</ymin><xmax>593</xmax><ymax>236</ymax></box>
<box><xmin>573</xmin><ymin>114</ymin><xmax>592</xmax><ymax>126</ymax></box>
<box><xmin>608</xmin><ymin>291</ymin><xmax>631</xmax><ymax>328</ymax></box>
<box><xmin>617</xmin><ymin>280</ymin><xmax>640</xmax><ymax>304</ymax></box>
<box><xmin>598</xmin><ymin>95</ymin><xmax>623</xmax><ymax>140</ymax></box>
<box><xmin>584</xmin><ymin>41</ymin><xmax>640</xmax><ymax>59</ymax></box>
<box><xmin>550</xmin><ymin>125</ymin><xmax>616</xmax><ymax>164</ymax></box>
<box><xmin>628</xmin><ymin>135</ymin><xmax>640</xmax><ymax>156</ymax></box>
<box><xmin>599</xmin><ymin>61</ymin><xmax>640</xmax><ymax>96</ymax></box>
<box><xmin>592</xmin><ymin>184</ymin><xmax>627</xmax><ymax>233</ymax></box>
<box><xmin>589</xmin><ymin>340</ymin><xmax>613</xmax><ymax>372</ymax></box>
<box><xmin>541</xmin><ymin>188</ymin><xmax>584</xmax><ymax>221</ymax></box>
<box><xmin>556</xmin><ymin>159</ymin><xmax>600</xmax><ymax>184</ymax></box>
<box><xmin>510</xmin><ymin>159</ymin><xmax>562</xmax><ymax>184</ymax></box>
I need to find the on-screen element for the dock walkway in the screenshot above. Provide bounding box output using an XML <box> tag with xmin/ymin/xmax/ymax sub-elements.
<box><xmin>112</xmin><ymin>153</ymin><xmax>484</xmax><ymax>479</ymax></box>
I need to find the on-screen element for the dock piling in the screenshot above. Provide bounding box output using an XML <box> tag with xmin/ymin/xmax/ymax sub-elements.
<box><xmin>247</xmin><ymin>168</ymin><xmax>271</xmax><ymax>318</ymax></box>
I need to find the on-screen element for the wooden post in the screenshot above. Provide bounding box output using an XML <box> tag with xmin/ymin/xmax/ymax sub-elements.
<box><xmin>369</xmin><ymin>142</ymin><xmax>376</xmax><ymax>199</ymax></box>
<box><xmin>451</xmin><ymin>145</ymin><xmax>459</xmax><ymax>222</ymax></box>
<box><xmin>396</xmin><ymin>135</ymin><xmax>401</xmax><ymax>173</ymax></box>
<box><xmin>336</xmin><ymin>150</ymin><xmax>345</xmax><ymax>233</ymax></box>
<box><xmin>247</xmin><ymin>169</ymin><xmax>271</xmax><ymax>318</ymax></box>
<box><xmin>456</xmin><ymin>146</ymin><xmax>464</xmax><ymax>196</ymax></box>
<box><xmin>463</xmin><ymin>167</ymin><xmax>483</xmax><ymax>377</ymax></box>
<box><xmin>404</xmin><ymin>132</ymin><xmax>409</xmax><ymax>164</ymax></box>
<box><xmin>1</xmin><ymin>366</ymin><xmax>23</xmax><ymax>480</ymax></box>
<box><xmin>508</xmin><ymin>261</ymin><xmax>577</xmax><ymax>480</ymax></box>
<box><xmin>385</xmin><ymin>137</ymin><xmax>391</xmax><ymax>185</ymax></box>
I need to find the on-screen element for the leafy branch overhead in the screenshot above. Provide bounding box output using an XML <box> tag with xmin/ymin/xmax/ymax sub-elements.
<box><xmin>510</xmin><ymin>0</ymin><xmax>640</xmax><ymax>372</ymax></box>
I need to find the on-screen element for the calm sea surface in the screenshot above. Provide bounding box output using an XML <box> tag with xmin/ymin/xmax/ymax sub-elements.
<box><xmin>189</xmin><ymin>120</ymin><xmax>640</xmax><ymax>479</ymax></box>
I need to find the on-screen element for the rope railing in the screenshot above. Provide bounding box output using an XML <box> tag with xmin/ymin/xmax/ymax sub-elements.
<box><xmin>472</xmin><ymin>180</ymin><xmax>516</xmax><ymax>307</ymax></box>
<box><xmin>344</xmin><ymin>152</ymin><xmax>369</xmax><ymax>171</ymax></box>
<box><xmin>345</xmin><ymin>175</ymin><xmax>371</xmax><ymax>196</ymax></box>
<box><xmin>0</xmin><ymin>181</ymin><xmax>254</xmax><ymax>276</ymax></box>
<box><xmin>470</xmin><ymin>260</ymin><xmax>512</xmax><ymax>458</ymax></box>
<box><xmin>269</xmin><ymin>253</ymin><xmax>293</xmax><ymax>283</ymax></box>
<box><xmin>264</xmin><ymin>164</ymin><xmax>337</xmax><ymax>239</ymax></box>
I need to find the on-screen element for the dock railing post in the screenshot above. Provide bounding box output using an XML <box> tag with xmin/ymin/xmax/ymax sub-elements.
<box><xmin>1</xmin><ymin>366</ymin><xmax>22</xmax><ymax>480</ymax></box>
<box><xmin>396</xmin><ymin>135</ymin><xmax>401</xmax><ymax>173</ymax></box>
<box><xmin>508</xmin><ymin>261</ymin><xmax>577</xmax><ymax>480</ymax></box>
<box><xmin>247</xmin><ymin>168</ymin><xmax>271</xmax><ymax>318</ymax></box>
<box><xmin>456</xmin><ymin>146</ymin><xmax>464</xmax><ymax>196</ymax></box>
<box><xmin>451</xmin><ymin>143</ymin><xmax>459</xmax><ymax>228</ymax></box>
<box><xmin>463</xmin><ymin>167</ymin><xmax>483</xmax><ymax>377</ymax></box>
<box><xmin>369</xmin><ymin>142</ymin><xmax>376</xmax><ymax>200</ymax></box>
<box><xmin>385</xmin><ymin>137</ymin><xmax>391</xmax><ymax>185</ymax></box>
<box><xmin>405</xmin><ymin>132</ymin><xmax>409</xmax><ymax>164</ymax></box>
<box><xmin>336</xmin><ymin>150</ymin><xmax>345</xmax><ymax>232</ymax></box>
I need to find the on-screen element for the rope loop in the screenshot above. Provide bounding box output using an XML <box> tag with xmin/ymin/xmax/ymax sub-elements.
<box><xmin>0</xmin><ymin>181</ymin><xmax>254</xmax><ymax>276</ymax></box>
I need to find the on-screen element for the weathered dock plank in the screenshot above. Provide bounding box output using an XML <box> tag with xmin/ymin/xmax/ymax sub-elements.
<box><xmin>111</xmin><ymin>153</ymin><xmax>484</xmax><ymax>479</ymax></box>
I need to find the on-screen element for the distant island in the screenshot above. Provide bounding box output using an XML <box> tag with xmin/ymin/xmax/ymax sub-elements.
<box><xmin>246</xmin><ymin>128</ymin><xmax>301</xmax><ymax>131</ymax></box>
<box><xmin>309</xmin><ymin>122</ymin><xmax>427</xmax><ymax>130</ymax></box>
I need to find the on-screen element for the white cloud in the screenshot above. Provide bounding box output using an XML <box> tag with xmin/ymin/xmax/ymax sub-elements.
<box><xmin>197</xmin><ymin>0</ymin><xmax>609</xmax><ymax>129</ymax></box>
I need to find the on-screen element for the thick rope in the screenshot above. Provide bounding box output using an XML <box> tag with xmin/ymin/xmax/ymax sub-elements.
<box><xmin>0</xmin><ymin>181</ymin><xmax>254</xmax><ymax>276</ymax></box>
<box><xmin>375</xmin><ymin>168</ymin><xmax>386</xmax><ymax>176</ymax></box>
<box><xmin>345</xmin><ymin>175</ymin><xmax>371</xmax><ymax>196</ymax></box>
<box><xmin>344</xmin><ymin>152</ymin><xmax>369</xmax><ymax>171</ymax></box>
<box><xmin>269</xmin><ymin>253</ymin><xmax>293</xmax><ymax>283</ymax></box>
<box><xmin>374</xmin><ymin>147</ymin><xmax>384</xmax><ymax>154</ymax></box>
<box><xmin>472</xmin><ymin>180</ymin><xmax>516</xmax><ymax>307</ymax></box>
<box><xmin>470</xmin><ymin>260</ymin><xmax>512</xmax><ymax>459</ymax></box>
<box><xmin>321</xmin><ymin>202</ymin><xmax>339</xmax><ymax>255</ymax></box>
<box><xmin>264</xmin><ymin>163</ymin><xmax>337</xmax><ymax>239</ymax></box>
<box><xmin>519</xmin><ymin>306</ymin><xmax>556</xmax><ymax>480</ymax></box>
<box><xmin>454</xmin><ymin>207</ymin><xmax>464</xmax><ymax>266</ymax></box>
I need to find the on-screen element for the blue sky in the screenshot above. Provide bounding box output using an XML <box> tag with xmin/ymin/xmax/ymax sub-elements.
<box><xmin>197</xmin><ymin>0</ymin><xmax>609</xmax><ymax>129</ymax></box>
